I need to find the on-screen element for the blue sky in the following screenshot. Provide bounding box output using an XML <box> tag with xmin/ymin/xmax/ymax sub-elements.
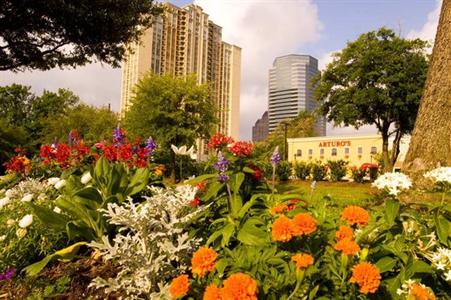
<box><xmin>0</xmin><ymin>0</ymin><xmax>441</xmax><ymax>139</ymax></box>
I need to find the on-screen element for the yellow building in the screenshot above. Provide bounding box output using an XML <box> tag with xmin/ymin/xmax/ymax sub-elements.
<box><xmin>120</xmin><ymin>3</ymin><xmax>241</xmax><ymax>140</ymax></box>
<box><xmin>287</xmin><ymin>135</ymin><xmax>410</xmax><ymax>168</ymax></box>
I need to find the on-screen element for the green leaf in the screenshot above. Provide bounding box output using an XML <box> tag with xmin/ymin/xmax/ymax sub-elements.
<box><xmin>74</xmin><ymin>187</ymin><xmax>103</xmax><ymax>204</ymax></box>
<box><xmin>126</xmin><ymin>168</ymin><xmax>150</xmax><ymax>196</ymax></box>
<box><xmin>230</xmin><ymin>172</ymin><xmax>245</xmax><ymax>195</ymax></box>
<box><xmin>29</xmin><ymin>204</ymin><xmax>69</xmax><ymax>231</ymax></box>
<box><xmin>242</xmin><ymin>167</ymin><xmax>255</xmax><ymax>174</ymax></box>
<box><xmin>93</xmin><ymin>157</ymin><xmax>110</xmax><ymax>183</ymax></box>
<box><xmin>384</xmin><ymin>199</ymin><xmax>400</xmax><ymax>227</ymax></box>
<box><xmin>203</xmin><ymin>181</ymin><xmax>224</xmax><ymax>201</ymax></box>
<box><xmin>237</xmin><ymin>218</ymin><xmax>268</xmax><ymax>246</ymax></box>
<box><xmin>435</xmin><ymin>213</ymin><xmax>450</xmax><ymax>246</ymax></box>
<box><xmin>375</xmin><ymin>256</ymin><xmax>397</xmax><ymax>273</ymax></box>
<box><xmin>186</xmin><ymin>174</ymin><xmax>217</xmax><ymax>185</ymax></box>
<box><xmin>408</xmin><ymin>260</ymin><xmax>434</xmax><ymax>275</ymax></box>
<box><xmin>221</xmin><ymin>223</ymin><xmax>236</xmax><ymax>247</ymax></box>
<box><xmin>308</xmin><ymin>285</ymin><xmax>320</xmax><ymax>300</ymax></box>
<box><xmin>24</xmin><ymin>242</ymin><xmax>87</xmax><ymax>277</ymax></box>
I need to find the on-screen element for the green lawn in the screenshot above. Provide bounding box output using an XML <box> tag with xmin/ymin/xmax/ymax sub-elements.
<box><xmin>276</xmin><ymin>180</ymin><xmax>375</xmax><ymax>206</ymax></box>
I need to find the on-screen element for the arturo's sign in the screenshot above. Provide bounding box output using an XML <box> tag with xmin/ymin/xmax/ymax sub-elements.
<box><xmin>319</xmin><ymin>141</ymin><xmax>351</xmax><ymax>147</ymax></box>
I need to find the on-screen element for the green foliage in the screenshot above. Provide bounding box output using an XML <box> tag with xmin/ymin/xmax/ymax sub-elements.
<box><xmin>253</xmin><ymin>112</ymin><xmax>317</xmax><ymax>161</ymax></box>
<box><xmin>327</xmin><ymin>160</ymin><xmax>348</xmax><ymax>182</ymax></box>
<box><xmin>41</xmin><ymin>104</ymin><xmax>118</xmax><ymax>144</ymax></box>
<box><xmin>1</xmin><ymin>0</ymin><xmax>162</xmax><ymax>71</ymax></box>
<box><xmin>351</xmin><ymin>167</ymin><xmax>366</xmax><ymax>183</ymax></box>
<box><xmin>0</xmin><ymin>118</ymin><xmax>27</xmax><ymax>173</ymax></box>
<box><xmin>311</xmin><ymin>161</ymin><xmax>327</xmax><ymax>181</ymax></box>
<box><xmin>314</xmin><ymin>27</ymin><xmax>428</xmax><ymax>170</ymax></box>
<box><xmin>125</xmin><ymin>73</ymin><xmax>216</xmax><ymax>147</ymax></box>
<box><xmin>276</xmin><ymin>161</ymin><xmax>292</xmax><ymax>181</ymax></box>
<box><xmin>294</xmin><ymin>161</ymin><xmax>311</xmax><ymax>180</ymax></box>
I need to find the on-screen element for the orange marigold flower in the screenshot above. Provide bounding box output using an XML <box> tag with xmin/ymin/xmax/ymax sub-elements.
<box><xmin>270</xmin><ymin>204</ymin><xmax>288</xmax><ymax>214</ymax></box>
<box><xmin>203</xmin><ymin>284</ymin><xmax>223</xmax><ymax>300</ymax></box>
<box><xmin>169</xmin><ymin>274</ymin><xmax>189</xmax><ymax>299</ymax></box>
<box><xmin>192</xmin><ymin>247</ymin><xmax>218</xmax><ymax>277</ymax></box>
<box><xmin>349</xmin><ymin>262</ymin><xmax>381</xmax><ymax>294</ymax></box>
<box><xmin>409</xmin><ymin>283</ymin><xmax>436</xmax><ymax>300</ymax></box>
<box><xmin>271</xmin><ymin>215</ymin><xmax>294</xmax><ymax>242</ymax></box>
<box><xmin>335</xmin><ymin>225</ymin><xmax>354</xmax><ymax>241</ymax></box>
<box><xmin>292</xmin><ymin>253</ymin><xmax>314</xmax><ymax>269</ymax></box>
<box><xmin>334</xmin><ymin>238</ymin><xmax>360</xmax><ymax>255</ymax></box>
<box><xmin>292</xmin><ymin>213</ymin><xmax>317</xmax><ymax>236</ymax></box>
<box><xmin>222</xmin><ymin>273</ymin><xmax>258</xmax><ymax>300</ymax></box>
<box><xmin>341</xmin><ymin>206</ymin><xmax>369</xmax><ymax>227</ymax></box>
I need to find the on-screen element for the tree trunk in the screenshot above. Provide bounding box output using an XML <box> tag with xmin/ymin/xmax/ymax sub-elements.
<box><xmin>390</xmin><ymin>129</ymin><xmax>403</xmax><ymax>169</ymax></box>
<box><xmin>404</xmin><ymin>0</ymin><xmax>451</xmax><ymax>173</ymax></box>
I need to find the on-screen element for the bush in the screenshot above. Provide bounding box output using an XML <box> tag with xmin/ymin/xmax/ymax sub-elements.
<box><xmin>327</xmin><ymin>160</ymin><xmax>348</xmax><ymax>181</ymax></box>
<box><xmin>311</xmin><ymin>161</ymin><xmax>327</xmax><ymax>181</ymax></box>
<box><xmin>276</xmin><ymin>161</ymin><xmax>291</xmax><ymax>181</ymax></box>
<box><xmin>351</xmin><ymin>167</ymin><xmax>366</xmax><ymax>183</ymax></box>
<box><xmin>293</xmin><ymin>161</ymin><xmax>310</xmax><ymax>180</ymax></box>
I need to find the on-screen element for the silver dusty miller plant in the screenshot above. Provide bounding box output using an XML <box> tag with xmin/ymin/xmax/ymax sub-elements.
<box><xmin>89</xmin><ymin>185</ymin><xmax>204</xmax><ymax>299</ymax></box>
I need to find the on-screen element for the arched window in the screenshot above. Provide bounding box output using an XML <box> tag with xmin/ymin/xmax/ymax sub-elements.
<box><xmin>331</xmin><ymin>148</ymin><xmax>337</xmax><ymax>156</ymax></box>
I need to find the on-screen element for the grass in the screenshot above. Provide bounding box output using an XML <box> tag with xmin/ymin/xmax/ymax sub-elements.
<box><xmin>276</xmin><ymin>180</ymin><xmax>375</xmax><ymax>206</ymax></box>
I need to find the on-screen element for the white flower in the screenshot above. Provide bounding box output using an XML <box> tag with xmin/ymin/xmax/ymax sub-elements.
<box><xmin>445</xmin><ymin>270</ymin><xmax>451</xmax><ymax>281</ymax></box>
<box><xmin>0</xmin><ymin>235</ymin><xmax>6</xmax><ymax>242</ymax></box>
<box><xmin>54</xmin><ymin>179</ymin><xmax>66</xmax><ymax>190</ymax></box>
<box><xmin>37</xmin><ymin>193</ymin><xmax>46</xmax><ymax>201</ymax></box>
<box><xmin>171</xmin><ymin>145</ymin><xmax>196</xmax><ymax>159</ymax></box>
<box><xmin>21</xmin><ymin>193</ymin><xmax>33</xmax><ymax>202</ymax></box>
<box><xmin>6</xmin><ymin>219</ymin><xmax>15</xmax><ymax>226</ymax></box>
<box><xmin>0</xmin><ymin>196</ymin><xmax>11</xmax><ymax>208</ymax></box>
<box><xmin>19</xmin><ymin>214</ymin><xmax>33</xmax><ymax>228</ymax></box>
<box><xmin>424</xmin><ymin>167</ymin><xmax>451</xmax><ymax>183</ymax></box>
<box><xmin>81</xmin><ymin>172</ymin><xmax>92</xmax><ymax>184</ymax></box>
<box><xmin>396</xmin><ymin>288</ymin><xmax>405</xmax><ymax>295</ymax></box>
<box><xmin>372</xmin><ymin>172</ymin><xmax>412</xmax><ymax>196</ymax></box>
<box><xmin>5</xmin><ymin>189</ymin><xmax>13</xmax><ymax>198</ymax></box>
<box><xmin>53</xmin><ymin>207</ymin><xmax>62</xmax><ymax>214</ymax></box>
<box><xmin>48</xmin><ymin>177</ymin><xmax>60</xmax><ymax>185</ymax></box>
<box><xmin>436</xmin><ymin>262</ymin><xmax>446</xmax><ymax>270</ymax></box>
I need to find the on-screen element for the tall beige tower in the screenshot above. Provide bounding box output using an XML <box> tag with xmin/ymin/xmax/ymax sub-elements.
<box><xmin>120</xmin><ymin>2</ymin><xmax>241</xmax><ymax>140</ymax></box>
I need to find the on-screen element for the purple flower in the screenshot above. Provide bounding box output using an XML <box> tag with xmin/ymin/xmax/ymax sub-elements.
<box><xmin>214</xmin><ymin>152</ymin><xmax>229</xmax><ymax>172</ymax></box>
<box><xmin>271</xmin><ymin>146</ymin><xmax>281</xmax><ymax>165</ymax></box>
<box><xmin>145</xmin><ymin>137</ymin><xmax>157</xmax><ymax>154</ymax></box>
<box><xmin>218</xmin><ymin>173</ymin><xmax>230</xmax><ymax>183</ymax></box>
<box><xmin>113</xmin><ymin>125</ymin><xmax>126</xmax><ymax>145</ymax></box>
<box><xmin>0</xmin><ymin>268</ymin><xmax>16</xmax><ymax>281</ymax></box>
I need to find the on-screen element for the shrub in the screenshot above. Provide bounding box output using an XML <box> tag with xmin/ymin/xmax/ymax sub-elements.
<box><xmin>276</xmin><ymin>161</ymin><xmax>291</xmax><ymax>181</ymax></box>
<box><xmin>311</xmin><ymin>161</ymin><xmax>326</xmax><ymax>181</ymax></box>
<box><xmin>328</xmin><ymin>160</ymin><xmax>348</xmax><ymax>181</ymax></box>
<box><xmin>294</xmin><ymin>161</ymin><xmax>310</xmax><ymax>180</ymax></box>
<box><xmin>351</xmin><ymin>167</ymin><xmax>366</xmax><ymax>183</ymax></box>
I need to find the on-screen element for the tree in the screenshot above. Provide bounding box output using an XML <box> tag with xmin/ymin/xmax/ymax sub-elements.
<box><xmin>253</xmin><ymin>111</ymin><xmax>316</xmax><ymax>161</ymax></box>
<box><xmin>42</xmin><ymin>104</ymin><xmax>118</xmax><ymax>144</ymax></box>
<box><xmin>1</xmin><ymin>0</ymin><xmax>162</xmax><ymax>71</ymax></box>
<box><xmin>124</xmin><ymin>73</ymin><xmax>217</xmax><ymax>178</ymax></box>
<box><xmin>404</xmin><ymin>0</ymin><xmax>451</xmax><ymax>172</ymax></box>
<box><xmin>314</xmin><ymin>28</ymin><xmax>429</xmax><ymax>172</ymax></box>
<box><xmin>0</xmin><ymin>84</ymin><xmax>34</xmax><ymax>126</ymax></box>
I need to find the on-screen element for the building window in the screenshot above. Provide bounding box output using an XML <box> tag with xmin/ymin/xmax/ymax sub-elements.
<box><xmin>370</xmin><ymin>146</ymin><xmax>377</xmax><ymax>154</ymax></box>
<box><xmin>358</xmin><ymin>147</ymin><xmax>363</xmax><ymax>155</ymax></box>
<box><xmin>345</xmin><ymin>147</ymin><xmax>350</xmax><ymax>154</ymax></box>
<box><xmin>308</xmin><ymin>149</ymin><xmax>313</xmax><ymax>155</ymax></box>
<box><xmin>331</xmin><ymin>148</ymin><xmax>337</xmax><ymax>156</ymax></box>
<box><xmin>320</xmin><ymin>149</ymin><xmax>324</xmax><ymax>155</ymax></box>
<box><xmin>296</xmin><ymin>149</ymin><xmax>302</xmax><ymax>156</ymax></box>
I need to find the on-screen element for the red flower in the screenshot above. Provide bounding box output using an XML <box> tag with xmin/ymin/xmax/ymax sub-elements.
<box><xmin>208</xmin><ymin>132</ymin><xmax>234</xmax><ymax>150</ymax></box>
<box><xmin>287</xmin><ymin>199</ymin><xmax>301</xmax><ymax>211</ymax></box>
<box><xmin>196</xmin><ymin>182</ymin><xmax>207</xmax><ymax>192</ymax></box>
<box><xmin>229</xmin><ymin>141</ymin><xmax>253</xmax><ymax>156</ymax></box>
<box><xmin>135</xmin><ymin>158</ymin><xmax>148</xmax><ymax>168</ymax></box>
<box><xmin>55</xmin><ymin>144</ymin><xmax>71</xmax><ymax>166</ymax></box>
<box><xmin>118</xmin><ymin>144</ymin><xmax>133</xmax><ymax>162</ymax></box>
<box><xmin>103</xmin><ymin>144</ymin><xmax>118</xmax><ymax>161</ymax></box>
<box><xmin>4</xmin><ymin>156</ymin><xmax>30</xmax><ymax>174</ymax></box>
<box><xmin>40</xmin><ymin>145</ymin><xmax>53</xmax><ymax>159</ymax></box>
<box><xmin>249</xmin><ymin>165</ymin><xmax>263</xmax><ymax>181</ymax></box>
<box><xmin>190</xmin><ymin>197</ymin><xmax>202</xmax><ymax>207</ymax></box>
<box><xmin>136</xmin><ymin>147</ymin><xmax>149</xmax><ymax>159</ymax></box>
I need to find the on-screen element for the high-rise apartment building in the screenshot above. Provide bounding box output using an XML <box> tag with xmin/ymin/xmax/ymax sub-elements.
<box><xmin>268</xmin><ymin>54</ymin><xmax>326</xmax><ymax>135</ymax></box>
<box><xmin>120</xmin><ymin>3</ymin><xmax>241</xmax><ymax>139</ymax></box>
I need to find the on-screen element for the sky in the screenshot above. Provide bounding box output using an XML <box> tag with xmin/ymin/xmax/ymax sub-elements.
<box><xmin>0</xmin><ymin>0</ymin><xmax>442</xmax><ymax>140</ymax></box>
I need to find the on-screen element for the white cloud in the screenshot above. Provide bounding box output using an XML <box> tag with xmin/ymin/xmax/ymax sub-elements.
<box><xmin>318</xmin><ymin>50</ymin><xmax>337</xmax><ymax>71</ymax></box>
<box><xmin>194</xmin><ymin>0</ymin><xmax>323</xmax><ymax>139</ymax></box>
<box><xmin>407</xmin><ymin>0</ymin><xmax>442</xmax><ymax>45</ymax></box>
<box><xmin>0</xmin><ymin>64</ymin><xmax>121</xmax><ymax>111</ymax></box>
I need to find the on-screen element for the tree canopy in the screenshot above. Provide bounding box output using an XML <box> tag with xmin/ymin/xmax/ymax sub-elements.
<box><xmin>314</xmin><ymin>27</ymin><xmax>429</xmax><ymax>171</ymax></box>
<box><xmin>1</xmin><ymin>0</ymin><xmax>162</xmax><ymax>71</ymax></box>
<box><xmin>124</xmin><ymin>73</ymin><xmax>217</xmax><ymax>149</ymax></box>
